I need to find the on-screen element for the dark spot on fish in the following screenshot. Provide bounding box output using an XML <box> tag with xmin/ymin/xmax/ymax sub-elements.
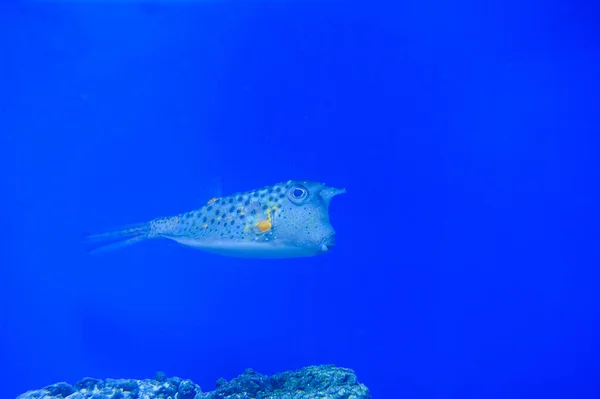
<box><xmin>224</xmin><ymin>222</ymin><xmax>228</xmax><ymax>227</ymax></box>
<box><xmin>251</xmin><ymin>209</ymin><xmax>257</xmax><ymax>215</ymax></box>
<box><xmin>244</xmin><ymin>199</ymin><xmax>250</xmax><ymax>206</ymax></box>
<box><xmin>216</xmin><ymin>210</ymin><xmax>220</xmax><ymax>216</ymax></box>
<box><xmin>239</xmin><ymin>215</ymin><xmax>245</xmax><ymax>220</ymax></box>
<box><xmin>229</xmin><ymin>198</ymin><xmax>234</xmax><ymax>204</ymax></box>
<box><xmin>229</xmin><ymin>206</ymin><xmax>235</xmax><ymax>213</ymax></box>
<box><xmin>236</xmin><ymin>209</ymin><xmax>241</xmax><ymax>214</ymax></box>
<box><xmin>275</xmin><ymin>187</ymin><xmax>281</xmax><ymax>193</ymax></box>
<box><xmin>268</xmin><ymin>187</ymin><xmax>274</xmax><ymax>193</ymax></box>
<box><xmin>260</xmin><ymin>193</ymin><xmax>265</xmax><ymax>198</ymax></box>
<box><xmin>211</xmin><ymin>219</ymin><xmax>215</xmax><ymax>224</ymax></box>
<box><xmin>262</xmin><ymin>205</ymin><xmax>268</xmax><ymax>210</ymax></box>
<box><xmin>231</xmin><ymin>220</ymin><xmax>235</xmax><ymax>225</ymax></box>
<box><xmin>237</xmin><ymin>196</ymin><xmax>243</xmax><ymax>201</ymax></box>
<box><xmin>279</xmin><ymin>193</ymin><xmax>285</xmax><ymax>198</ymax></box>
<box><xmin>268</xmin><ymin>196</ymin><xmax>274</xmax><ymax>201</ymax></box>
<box><xmin>207</xmin><ymin>206</ymin><xmax>213</xmax><ymax>211</ymax></box>
<box><xmin>203</xmin><ymin>217</ymin><xmax>207</xmax><ymax>223</ymax></box>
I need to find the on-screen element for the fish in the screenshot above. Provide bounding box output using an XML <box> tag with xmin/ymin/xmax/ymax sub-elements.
<box><xmin>84</xmin><ymin>180</ymin><xmax>346</xmax><ymax>259</ymax></box>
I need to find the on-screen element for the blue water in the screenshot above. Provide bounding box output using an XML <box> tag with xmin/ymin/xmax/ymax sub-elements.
<box><xmin>2</xmin><ymin>1</ymin><xmax>599</xmax><ymax>398</ymax></box>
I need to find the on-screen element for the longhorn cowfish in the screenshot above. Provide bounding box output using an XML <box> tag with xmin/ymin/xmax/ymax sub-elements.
<box><xmin>84</xmin><ymin>180</ymin><xmax>346</xmax><ymax>258</ymax></box>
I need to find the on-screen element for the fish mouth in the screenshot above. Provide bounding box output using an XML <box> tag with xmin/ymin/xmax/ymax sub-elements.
<box><xmin>319</xmin><ymin>235</ymin><xmax>336</xmax><ymax>253</ymax></box>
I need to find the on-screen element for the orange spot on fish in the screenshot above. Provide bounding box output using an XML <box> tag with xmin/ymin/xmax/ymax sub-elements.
<box><xmin>255</xmin><ymin>220</ymin><xmax>272</xmax><ymax>233</ymax></box>
<box><xmin>207</xmin><ymin>197</ymin><xmax>219</xmax><ymax>205</ymax></box>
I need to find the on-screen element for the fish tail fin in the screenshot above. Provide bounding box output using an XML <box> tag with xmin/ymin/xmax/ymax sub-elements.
<box><xmin>82</xmin><ymin>221</ymin><xmax>155</xmax><ymax>254</ymax></box>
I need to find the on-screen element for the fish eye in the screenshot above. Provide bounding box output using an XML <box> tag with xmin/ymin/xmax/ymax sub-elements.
<box><xmin>288</xmin><ymin>185</ymin><xmax>308</xmax><ymax>204</ymax></box>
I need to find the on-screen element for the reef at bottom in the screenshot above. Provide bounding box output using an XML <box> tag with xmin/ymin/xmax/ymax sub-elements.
<box><xmin>16</xmin><ymin>364</ymin><xmax>371</xmax><ymax>399</ymax></box>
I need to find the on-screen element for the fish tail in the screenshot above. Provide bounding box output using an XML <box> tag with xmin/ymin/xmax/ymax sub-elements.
<box><xmin>82</xmin><ymin>221</ymin><xmax>155</xmax><ymax>254</ymax></box>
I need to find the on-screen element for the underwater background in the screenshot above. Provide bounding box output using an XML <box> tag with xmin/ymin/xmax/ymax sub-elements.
<box><xmin>1</xmin><ymin>0</ymin><xmax>599</xmax><ymax>398</ymax></box>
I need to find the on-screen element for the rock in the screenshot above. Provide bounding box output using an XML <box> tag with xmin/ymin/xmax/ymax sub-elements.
<box><xmin>177</xmin><ymin>379</ymin><xmax>199</xmax><ymax>399</ymax></box>
<box><xmin>15</xmin><ymin>365</ymin><xmax>370</xmax><ymax>399</ymax></box>
<box><xmin>211</xmin><ymin>368</ymin><xmax>270</xmax><ymax>399</ymax></box>
<box><xmin>155</xmin><ymin>372</ymin><xmax>167</xmax><ymax>383</ymax></box>
<box><xmin>209</xmin><ymin>365</ymin><xmax>370</xmax><ymax>399</ymax></box>
<box><xmin>75</xmin><ymin>378</ymin><xmax>105</xmax><ymax>391</ymax></box>
<box><xmin>105</xmin><ymin>379</ymin><xmax>138</xmax><ymax>391</ymax></box>
<box><xmin>167</xmin><ymin>377</ymin><xmax>182</xmax><ymax>390</ymax></box>
<box><xmin>156</xmin><ymin>383</ymin><xmax>177</xmax><ymax>398</ymax></box>
<box><xmin>45</xmin><ymin>382</ymin><xmax>75</xmax><ymax>397</ymax></box>
<box><xmin>214</xmin><ymin>378</ymin><xmax>228</xmax><ymax>389</ymax></box>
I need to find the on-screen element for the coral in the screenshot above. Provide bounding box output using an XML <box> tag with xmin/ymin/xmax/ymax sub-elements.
<box><xmin>16</xmin><ymin>365</ymin><xmax>370</xmax><ymax>399</ymax></box>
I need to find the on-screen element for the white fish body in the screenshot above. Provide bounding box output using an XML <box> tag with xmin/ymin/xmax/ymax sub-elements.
<box><xmin>84</xmin><ymin>180</ymin><xmax>345</xmax><ymax>259</ymax></box>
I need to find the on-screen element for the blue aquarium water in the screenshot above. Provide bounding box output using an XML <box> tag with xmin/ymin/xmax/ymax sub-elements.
<box><xmin>1</xmin><ymin>0</ymin><xmax>599</xmax><ymax>398</ymax></box>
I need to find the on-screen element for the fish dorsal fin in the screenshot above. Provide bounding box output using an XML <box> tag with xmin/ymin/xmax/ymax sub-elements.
<box><xmin>196</xmin><ymin>176</ymin><xmax>223</xmax><ymax>205</ymax></box>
